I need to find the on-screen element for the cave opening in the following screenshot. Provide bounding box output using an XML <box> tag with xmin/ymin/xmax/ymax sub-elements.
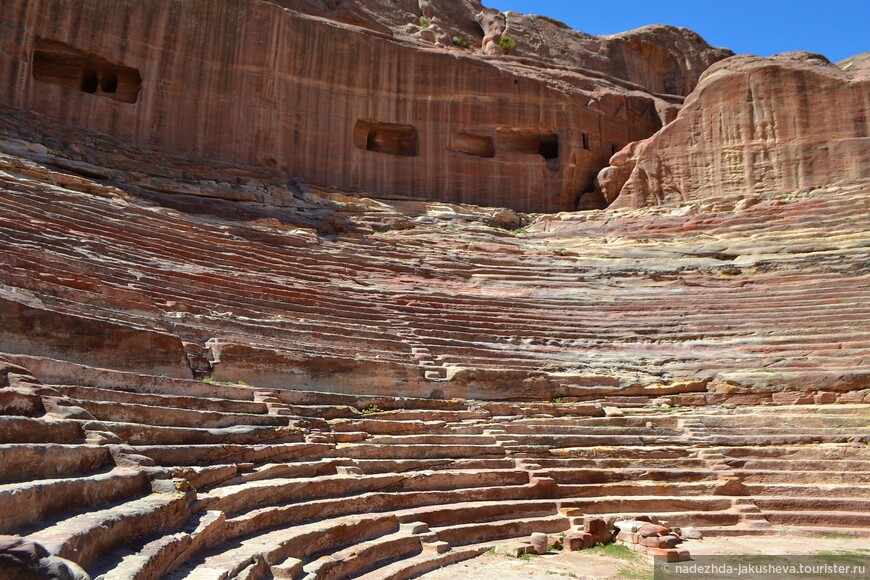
<box><xmin>354</xmin><ymin>119</ymin><xmax>418</xmax><ymax>157</ymax></box>
<box><xmin>101</xmin><ymin>73</ymin><xmax>119</xmax><ymax>93</ymax></box>
<box><xmin>32</xmin><ymin>38</ymin><xmax>142</xmax><ymax>103</ymax></box>
<box><xmin>539</xmin><ymin>135</ymin><xmax>559</xmax><ymax>160</ymax></box>
<box><xmin>496</xmin><ymin>128</ymin><xmax>560</xmax><ymax>170</ymax></box>
<box><xmin>80</xmin><ymin>70</ymin><xmax>99</xmax><ymax>93</ymax></box>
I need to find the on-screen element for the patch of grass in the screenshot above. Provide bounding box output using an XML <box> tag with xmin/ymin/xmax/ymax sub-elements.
<box><xmin>452</xmin><ymin>36</ymin><xmax>470</xmax><ymax>49</ymax></box>
<box><xmin>511</xmin><ymin>226</ymin><xmax>528</xmax><ymax>235</ymax></box>
<box><xmin>498</xmin><ymin>35</ymin><xmax>517</xmax><ymax>52</ymax></box>
<box><xmin>617</xmin><ymin>568</ymin><xmax>651</xmax><ymax>580</ymax></box>
<box><xmin>506</xmin><ymin>551</ymin><xmax>540</xmax><ymax>560</ymax></box>
<box><xmin>585</xmin><ymin>543</ymin><xmax>652</xmax><ymax>579</ymax></box>
<box><xmin>822</xmin><ymin>532</ymin><xmax>855</xmax><ymax>540</ymax></box>
<box><xmin>548</xmin><ymin>543</ymin><xmax>563</xmax><ymax>551</ymax></box>
<box><xmin>812</xmin><ymin>550</ymin><xmax>870</xmax><ymax>565</ymax></box>
<box><xmin>731</xmin><ymin>554</ymin><xmax>787</xmax><ymax>565</ymax></box>
<box><xmin>552</xmin><ymin>397</ymin><xmax>564</xmax><ymax>404</ymax></box>
<box><xmin>586</xmin><ymin>543</ymin><xmax>639</xmax><ymax>561</ymax></box>
<box><xmin>360</xmin><ymin>404</ymin><xmax>384</xmax><ymax>415</ymax></box>
<box><xmin>200</xmin><ymin>377</ymin><xmax>241</xmax><ymax>386</ymax></box>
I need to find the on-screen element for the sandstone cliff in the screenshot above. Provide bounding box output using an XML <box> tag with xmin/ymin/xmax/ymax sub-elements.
<box><xmin>598</xmin><ymin>51</ymin><xmax>870</xmax><ymax>208</ymax></box>
<box><xmin>1</xmin><ymin>114</ymin><xmax>867</xmax><ymax>399</ymax></box>
<box><xmin>0</xmin><ymin>0</ymin><xmax>729</xmax><ymax>212</ymax></box>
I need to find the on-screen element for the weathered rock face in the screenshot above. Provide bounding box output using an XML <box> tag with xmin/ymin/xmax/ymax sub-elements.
<box><xmin>598</xmin><ymin>52</ymin><xmax>870</xmax><ymax>208</ymax></box>
<box><xmin>0</xmin><ymin>0</ymin><xmax>729</xmax><ymax>212</ymax></box>
<box><xmin>1</xmin><ymin>117</ymin><xmax>868</xmax><ymax>399</ymax></box>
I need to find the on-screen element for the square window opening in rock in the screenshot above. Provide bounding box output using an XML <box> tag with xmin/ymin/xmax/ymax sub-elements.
<box><xmin>354</xmin><ymin>120</ymin><xmax>418</xmax><ymax>157</ymax></box>
<box><xmin>80</xmin><ymin>70</ymin><xmax>99</xmax><ymax>93</ymax></box>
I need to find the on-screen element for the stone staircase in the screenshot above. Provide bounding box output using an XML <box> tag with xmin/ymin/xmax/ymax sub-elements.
<box><xmin>1</xmin><ymin>356</ymin><xmax>868</xmax><ymax>579</ymax></box>
<box><xmin>1</xmin><ymin>155</ymin><xmax>868</xmax><ymax>400</ymax></box>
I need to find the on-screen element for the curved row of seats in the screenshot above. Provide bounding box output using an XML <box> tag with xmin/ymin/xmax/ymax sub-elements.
<box><xmin>2</xmin><ymin>356</ymin><xmax>868</xmax><ymax>579</ymax></box>
<box><xmin>1</xmin><ymin>158</ymin><xmax>867</xmax><ymax>394</ymax></box>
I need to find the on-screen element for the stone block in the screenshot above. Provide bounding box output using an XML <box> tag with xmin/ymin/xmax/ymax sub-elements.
<box><xmin>583</xmin><ymin>517</ymin><xmax>609</xmax><ymax>535</ymax></box>
<box><xmin>649</xmin><ymin>548</ymin><xmax>691</xmax><ymax>563</ymax></box>
<box><xmin>638</xmin><ymin>523</ymin><xmax>670</xmax><ymax>538</ymax></box>
<box><xmin>530</xmin><ymin>532</ymin><xmax>549</xmax><ymax>554</ymax></box>
<box><xmin>641</xmin><ymin>534</ymin><xmax>680</xmax><ymax>549</ymax></box>
<box><xmin>564</xmin><ymin>533</ymin><xmax>584</xmax><ymax>551</ymax></box>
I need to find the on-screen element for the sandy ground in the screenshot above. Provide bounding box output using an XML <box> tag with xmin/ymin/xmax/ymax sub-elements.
<box><xmin>418</xmin><ymin>535</ymin><xmax>870</xmax><ymax>579</ymax></box>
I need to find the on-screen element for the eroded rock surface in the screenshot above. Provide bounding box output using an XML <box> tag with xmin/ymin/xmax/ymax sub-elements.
<box><xmin>598</xmin><ymin>51</ymin><xmax>870</xmax><ymax>207</ymax></box>
<box><xmin>0</xmin><ymin>0</ymin><xmax>729</xmax><ymax>212</ymax></box>
<box><xmin>0</xmin><ymin>112</ymin><xmax>868</xmax><ymax>399</ymax></box>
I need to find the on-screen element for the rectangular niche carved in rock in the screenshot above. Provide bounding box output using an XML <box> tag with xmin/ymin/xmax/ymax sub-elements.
<box><xmin>496</xmin><ymin>127</ymin><xmax>559</xmax><ymax>169</ymax></box>
<box><xmin>449</xmin><ymin>131</ymin><xmax>495</xmax><ymax>158</ymax></box>
<box><xmin>32</xmin><ymin>39</ymin><xmax>142</xmax><ymax>104</ymax></box>
<box><xmin>353</xmin><ymin>119</ymin><xmax>418</xmax><ymax>157</ymax></box>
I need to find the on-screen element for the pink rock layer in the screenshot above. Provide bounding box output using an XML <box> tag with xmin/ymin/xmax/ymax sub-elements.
<box><xmin>598</xmin><ymin>52</ymin><xmax>870</xmax><ymax>208</ymax></box>
<box><xmin>0</xmin><ymin>0</ymin><xmax>729</xmax><ymax>213</ymax></box>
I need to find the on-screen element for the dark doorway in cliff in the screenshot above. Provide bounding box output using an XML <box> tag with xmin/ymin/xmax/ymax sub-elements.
<box><xmin>32</xmin><ymin>39</ymin><xmax>142</xmax><ymax>103</ymax></box>
<box><xmin>354</xmin><ymin>119</ymin><xmax>418</xmax><ymax>157</ymax></box>
<box><xmin>539</xmin><ymin>135</ymin><xmax>559</xmax><ymax>160</ymax></box>
<box><xmin>80</xmin><ymin>70</ymin><xmax>99</xmax><ymax>93</ymax></box>
<box><xmin>497</xmin><ymin>128</ymin><xmax>560</xmax><ymax>170</ymax></box>
<box><xmin>449</xmin><ymin>132</ymin><xmax>495</xmax><ymax>158</ymax></box>
<box><xmin>101</xmin><ymin>73</ymin><xmax>119</xmax><ymax>93</ymax></box>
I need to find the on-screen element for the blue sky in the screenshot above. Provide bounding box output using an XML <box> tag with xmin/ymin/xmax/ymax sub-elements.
<box><xmin>483</xmin><ymin>1</ymin><xmax>868</xmax><ymax>63</ymax></box>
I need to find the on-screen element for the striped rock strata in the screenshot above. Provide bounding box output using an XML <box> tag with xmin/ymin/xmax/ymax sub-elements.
<box><xmin>0</xmin><ymin>115</ymin><xmax>867</xmax><ymax>400</ymax></box>
<box><xmin>598</xmin><ymin>51</ymin><xmax>870</xmax><ymax>208</ymax></box>
<box><xmin>0</xmin><ymin>0</ymin><xmax>729</xmax><ymax>213</ymax></box>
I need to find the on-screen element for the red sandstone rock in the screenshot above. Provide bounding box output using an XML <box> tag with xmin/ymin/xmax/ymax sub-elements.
<box><xmin>563</xmin><ymin>533</ymin><xmax>583</xmax><ymax>551</ymax></box>
<box><xmin>583</xmin><ymin>517</ymin><xmax>609</xmax><ymax>535</ymax></box>
<box><xmin>529</xmin><ymin>532</ymin><xmax>549</xmax><ymax>554</ymax></box>
<box><xmin>0</xmin><ymin>0</ymin><xmax>729</xmax><ymax>213</ymax></box>
<box><xmin>637</xmin><ymin>523</ymin><xmax>670</xmax><ymax>538</ymax></box>
<box><xmin>648</xmin><ymin>548</ymin><xmax>691</xmax><ymax>563</ymax></box>
<box><xmin>599</xmin><ymin>51</ymin><xmax>870</xmax><ymax>208</ymax></box>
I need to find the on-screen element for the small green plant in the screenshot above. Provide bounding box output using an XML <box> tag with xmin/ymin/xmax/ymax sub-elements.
<box><xmin>201</xmin><ymin>377</ymin><xmax>215</xmax><ymax>383</ymax></box>
<box><xmin>419</xmin><ymin>16</ymin><xmax>431</xmax><ymax>29</ymax></box>
<box><xmin>452</xmin><ymin>36</ymin><xmax>470</xmax><ymax>49</ymax></box>
<box><xmin>552</xmin><ymin>397</ymin><xmax>564</xmax><ymax>404</ymax></box>
<box><xmin>361</xmin><ymin>404</ymin><xmax>384</xmax><ymax>415</ymax></box>
<box><xmin>587</xmin><ymin>543</ymin><xmax>638</xmax><ymax>561</ymax></box>
<box><xmin>822</xmin><ymin>532</ymin><xmax>855</xmax><ymax>540</ymax></box>
<box><xmin>498</xmin><ymin>35</ymin><xmax>517</xmax><ymax>52</ymax></box>
<box><xmin>511</xmin><ymin>226</ymin><xmax>528</xmax><ymax>235</ymax></box>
